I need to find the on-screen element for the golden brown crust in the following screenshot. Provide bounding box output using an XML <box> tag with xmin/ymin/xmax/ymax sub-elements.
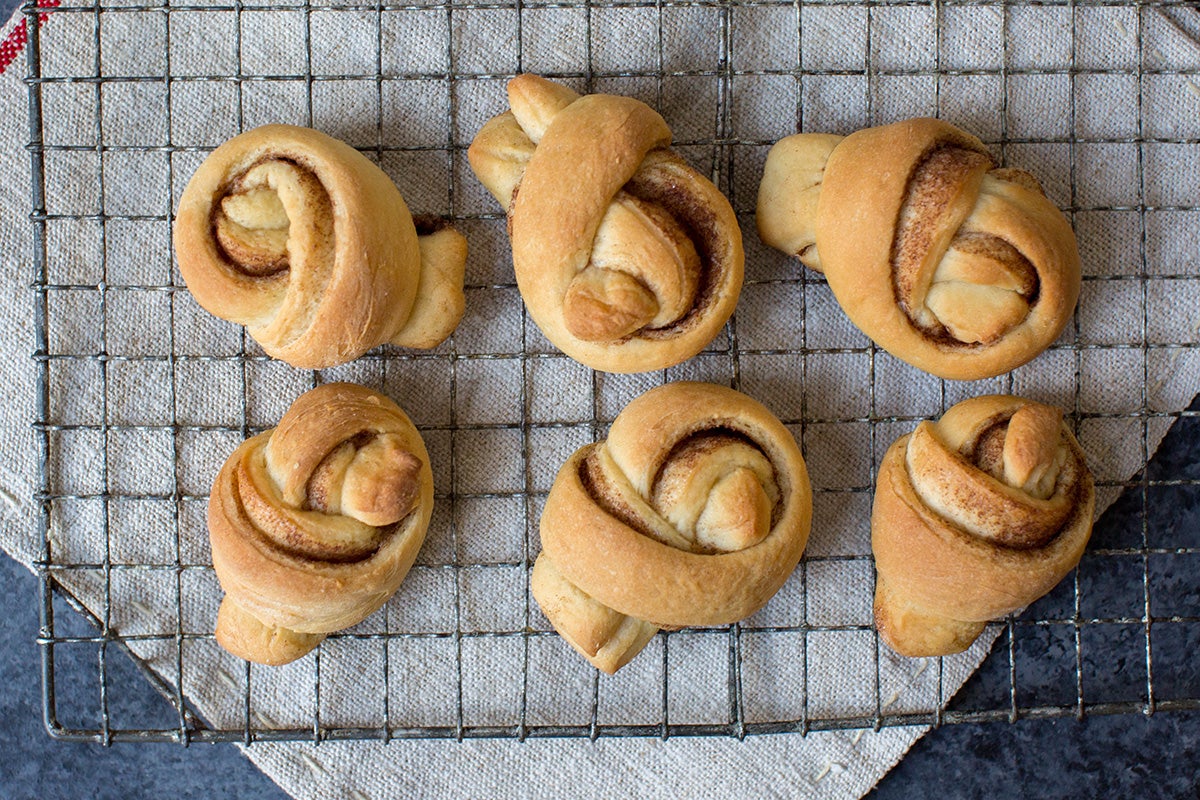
<box><xmin>208</xmin><ymin>383</ymin><xmax>434</xmax><ymax>665</ymax></box>
<box><xmin>529</xmin><ymin>553</ymin><xmax>658</xmax><ymax>674</ymax></box>
<box><xmin>467</xmin><ymin>75</ymin><xmax>744</xmax><ymax>373</ymax></box>
<box><xmin>755</xmin><ymin>132</ymin><xmax>843</xmax><ymax>271</ymax></box>
<box><xmin>757</xmin><ymin>118</ymin><xmax>1081</xmax><ymax>380</ymax></box>
<box><xmin>534</xmin><ymin>382</ymin><xmax>811</xmax><ymax>673</ymax></box>
<box><xmin>215</xmin><ymin>596</ymin><xmax>326</xmax><ymax>667</ymax></box>
<box><xmin>871</xmin><ymin>395</ymin><xmax>1095</xmax><ymax>657</ymax></box>
<box><xmin>174</xmin><ymin>124</ymin><xmax>466</xmax><ymax>369</ymax></box>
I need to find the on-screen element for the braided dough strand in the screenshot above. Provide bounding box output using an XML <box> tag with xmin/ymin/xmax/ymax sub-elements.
<box><xmin>533</xmin><ymin>382</ymin><xmax>811</xmax><ymax>673</ymax></box>
<box><xmin>209</xmin><ymin>383</ymin><xmax>433</xmax><ymax>665</ymax></box>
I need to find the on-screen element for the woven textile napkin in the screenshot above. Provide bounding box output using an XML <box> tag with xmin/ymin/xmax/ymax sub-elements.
<box><xmin>2</xmin><ymin>3</ymin><xmax>1199</xmax><ymax>798</ymax></box>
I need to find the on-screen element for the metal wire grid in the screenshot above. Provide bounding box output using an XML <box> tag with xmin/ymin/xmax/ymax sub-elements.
<box><xmin>26</xmin><ymin>0</ymin><xmax>1200</xmax><ymax>744</ymax></box>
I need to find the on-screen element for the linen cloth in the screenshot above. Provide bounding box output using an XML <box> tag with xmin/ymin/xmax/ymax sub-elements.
<box><xmin>1</xmin><ymin>3</ymin><xmax>1198</xmax><ymax>798</ymax></box>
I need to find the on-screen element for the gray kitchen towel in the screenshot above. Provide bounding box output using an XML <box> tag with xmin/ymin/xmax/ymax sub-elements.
<box><xmin>2</xmin><ymin>3</ymin><xmax>1199</xmax><ymax>799</ymax></box>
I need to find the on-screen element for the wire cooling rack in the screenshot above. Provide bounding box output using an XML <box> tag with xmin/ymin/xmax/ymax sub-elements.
<box><xmin>27</xmin><ymin>0</ymin><xmax>1200</xmax><ymax>743</ymax></box>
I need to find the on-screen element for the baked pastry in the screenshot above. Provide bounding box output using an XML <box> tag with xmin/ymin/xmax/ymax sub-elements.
<box><xmin>175</xmin><ymin>124</ymin><xmax>466</xmax><ymax>369</ymax></box>
<box><xmin>468</xmin><ymin>74</ymin><xmax>743</xmax><ymax>373</ymax></box>
<box><xmin>209</xmin><ymin>383</ymin><xmax>433</xmax><ymax>665</ymax></box>
<box><xmin>757</xmin><ymin>118</ymin><xmax>1081</xmax><ymax>380</ymax></box>
<box><xmin>872</xmin><ymin>395</ymin><xmax>1095</xmax><ymax>657</ymax></box>
<box><xmin>532</xmin><ymin>382</ymin><xmax>811</xmax><ymax>673</ymax></box>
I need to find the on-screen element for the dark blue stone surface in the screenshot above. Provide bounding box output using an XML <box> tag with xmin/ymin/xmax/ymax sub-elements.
<box><xmin>0</xmin><ymin>554</ymin><xmax>290</xmax><ymax>799</ymax></box>
<box><xmin>871</xmin><ymin>712</ymin><xmax>1200</xmax><ymax>800</ymax></box>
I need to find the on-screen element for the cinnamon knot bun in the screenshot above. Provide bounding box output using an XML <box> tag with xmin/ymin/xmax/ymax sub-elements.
<box><xmin>532</xmin><ymin>382</ymin><xmax>811</xmax><ymax>673</ymax></box>
<box><xmin>872</xmin><ymin>395</ymin><xmax>1095</xmax><ymax>656</ymax></box>
<box><xmin>175</xmin><ymin>125</ymin><xmax>467</xmax><ymax>369</ymax></box>
<box><xmin>757</xmin><ymin>119</ymin><xmax>1081</xmax><ymax>380</ymax></box>
<box><xmin>209</xmin><ymin>383</ymin><xmax>433</xmax><ymax>665</ymax></box>
<box><xmin>468</xmin><ymin>75</ymin><xmax>744</xmax><ymax>373</ymax></box>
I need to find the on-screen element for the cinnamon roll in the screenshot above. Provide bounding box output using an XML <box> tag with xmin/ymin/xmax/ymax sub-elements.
<box><xmin>208</xmin><ymin>383</ymin><xmax>433</xmax><ymax>665</ymax></box>
<box><xmin>757</xmin><ymin>119</ymin><xmax>1081</xmax><ymax>380</ymax></box>
<box><xmin>175</xmin><ymin>125</ymin><xmax>467</xmax><ymax>369</ymax></box>
<box><xmin>872</xmin><ymin>395</ymin><xmax>1095</xmax><ymax>657</ymax></box>
<box><xmin>532</xmin><ymin>382</ymin><xmax>811</xmax><ymax>673</ymax></box>
<box><xmin>468</xmin><ymin>75</ymin><xmax>744</xmax><ymax>373</ymax></box>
